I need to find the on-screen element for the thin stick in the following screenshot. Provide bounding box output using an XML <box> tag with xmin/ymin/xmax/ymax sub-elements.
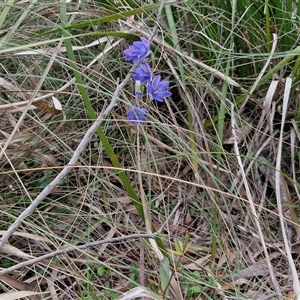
<box><xmin>0</xmin><ymin>0</ymin><xmax>169</xmax><ymax>249</ymax></box>
<box><xmin>0</xmin><ymin>197</ymin><xmax>183</xmax><ymax>275</ymax></box>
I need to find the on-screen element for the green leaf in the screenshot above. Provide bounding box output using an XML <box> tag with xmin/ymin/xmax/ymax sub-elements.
<box><xmin>97</xmin><ymin>267</ymin><xmax>106</xmax><ymax>276</ymax></box>
<box><xmin>174</xmin><ymin>239</ymin><xmax>184</xmax><ymax>254</ymax></box>
<box><xmin>160</xmin><ymin>258</ymin><xmax>170</xmax><ymax>293</ymax></box>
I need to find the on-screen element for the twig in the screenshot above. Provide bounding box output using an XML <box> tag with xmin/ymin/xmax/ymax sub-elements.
<box><xmin>0</xmin><ymin>197</ymin><xmax>183</xmax><ymax>275</ymax></box>
<box><xmin>0</xmin><ymin>0</ymin><xmax>168</xmax><ymax>250</ymax></box>
<box><xmin>0</xmin><ymin>67</ymin><xmax>131</xmax><ymax>249</ymax></box>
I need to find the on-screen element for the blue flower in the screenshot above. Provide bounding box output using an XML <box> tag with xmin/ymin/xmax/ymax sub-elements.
<box><xmin>123</xmin><ymin>37</ymin><xmax>150</xmax><ymax>63</ymax></box>
<box><xmin>127</xmin><ymin>105</ymin><xmax>147</xmax><ymax>125</ymax></box>
<box><xmin>135</xmin><ymin>90</ymin><xmax>143</xmax><ymax>100</ymax></box>
<box><xmin>133</xmin><ymin>62</ymin><xmax>152</xmax><ymax>84</ymax></box>
<box><xmin>147</xmin><ymin>75</ymin><xmax>172</xmax><ymax>102</ymax></box>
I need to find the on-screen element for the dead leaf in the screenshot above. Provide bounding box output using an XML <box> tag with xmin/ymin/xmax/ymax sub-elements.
<box><xmin>2</xmin><ymin>243</ymin><xmax>34</xmax><ymax>259</ymax></box>
<box><xmin>233</xmin><ymin>262</ymin><xmax>269</xmax><ymax>280</ymax></box>
<box><xmin>0</xmin><ymin>291</ymin><xmax>47</xmax><ymax>300</ymax></box>
<box><xmin>0</xmin><ymin>274</ymin><xmax>34</xmax><ymax>291</ymax></box>
<box><xmin>183</xmin><ymin>254</ymin><xmax>211</xmax><ymax>270</ymax></box>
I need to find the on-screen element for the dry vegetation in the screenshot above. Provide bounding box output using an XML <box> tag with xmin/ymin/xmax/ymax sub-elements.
<box><xmin>0</xmin><ymin>1</ymin><xmax>300</xmax><ymax>299</ymax></box>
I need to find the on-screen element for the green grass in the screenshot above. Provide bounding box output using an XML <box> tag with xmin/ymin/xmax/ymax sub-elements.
<box><xmin>0</xmin><ymin>0</ymin><xmax>300</xmax><ymax>299</ymax></box>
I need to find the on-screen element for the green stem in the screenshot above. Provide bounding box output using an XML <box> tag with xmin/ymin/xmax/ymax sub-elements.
<box><xmin>59</xmin><ymin>3</ymin><xmax>144</xmax><ymax>219</ymax></box>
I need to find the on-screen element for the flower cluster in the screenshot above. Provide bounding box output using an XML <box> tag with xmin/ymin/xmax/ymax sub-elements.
<box><xmin>124</xmin><ymin>37</ymin><xmax>172</xmax><ymax>125</ymax></box>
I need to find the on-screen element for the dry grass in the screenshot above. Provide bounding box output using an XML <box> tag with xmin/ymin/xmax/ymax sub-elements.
<box><xmin>0</xmin><ymin>1</ymin><xmax>300</xmax><ymax>300</ymax></box>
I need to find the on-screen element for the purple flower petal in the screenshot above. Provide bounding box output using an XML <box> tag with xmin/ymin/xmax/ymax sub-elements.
<box><xmin>123</xmin><ymin>46</ymin><xmax>136</xmax><ymax>62</ymax></box>
<box><xmin>150</xmin><ymin>75</ymin><xmax>161</xmax><ymax>90</ymax></box>
<box><xmin>133</xmin><ymin>62</ymin><xmax>152</xmax><ymax>84</ymax></box>
<box><xmin>157</xmin><ymin>80</ymin><xmax>169</xmax><ymax>90</ymax></box>
<box><xmin>123</xmin><ymin>37</ymin><xmax>151</xmax><ymax>63</ymax></box>
<box><xmin>147</xmin><ymin>75</ymin><xmax>172</xmax><ymax>102</ymax></box>
<box><xmin>135</xmin><ymin>91</ymin><xmax>143</xmax><ymax>100</ymax></box>
<box><xmin>127</xmin><ymin>105</ymin><xmax>147</xmax><ymax>125</ymax></box>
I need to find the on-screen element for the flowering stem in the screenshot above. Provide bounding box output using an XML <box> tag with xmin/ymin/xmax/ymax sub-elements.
<box><xmin>60</xmin><ymin>7</ymin><xmax>147</xmax><ymax>220</ymax></box>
